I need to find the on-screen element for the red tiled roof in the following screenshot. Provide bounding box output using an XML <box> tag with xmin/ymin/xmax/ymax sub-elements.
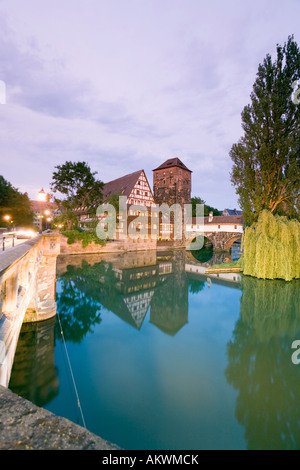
<box><xmin>102</xmin><ymin>170</ymin><xmax>144</xmax><ymax>199</ymax></box>
<box><xmin>192</xmin><ymin>215</ymin><xmax>243</xmax><ymax>225</ymax></box>
<box><xmin>153</xmin><ymin>158</ymin><xmax>192</xmax><ymax>172</ymax></box>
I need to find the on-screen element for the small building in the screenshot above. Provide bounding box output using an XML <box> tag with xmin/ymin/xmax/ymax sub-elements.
<box><xmin>30</xmin><ymin>200</ymin><xmax>58</xmax><ymax>229</ymax></box>
<box><xmin>223</xmin><ymin>208</ymin><xmax>243</xmax><ymax>216</ymax></box>
<box><xmin>186</xmin><ymin>214</ymin><xmax>243</xmax><ymax>234</ymax></box>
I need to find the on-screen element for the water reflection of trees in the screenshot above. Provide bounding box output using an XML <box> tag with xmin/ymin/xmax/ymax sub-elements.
<box><xmin>55</xmin><ymin>261</ymin><xmax>111</xmax><ymax>343</ymax></box>
<box><xmin>226</xmin><ymin>276</ymin><xmax>300</xmax><ymax>450</ymax></box>
<box><xmin>190</xmin><ymin>245</ymin><xmax>214</xmax><ymax>263</ymax></box>
<box><xmin>188</xmin><ymin>278</ymin><xmax>205</xmax><ymax>294</ymax></box>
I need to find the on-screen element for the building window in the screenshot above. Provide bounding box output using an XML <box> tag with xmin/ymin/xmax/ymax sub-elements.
<box><xmin>218</xmin><ymin>225</ymin><xmax>221</xmax><ymax>229</ymax></box>
<box><xmin>234</xmin><ymin>225</ymin><xmax>237</xmax><ymax>229</ymax></box>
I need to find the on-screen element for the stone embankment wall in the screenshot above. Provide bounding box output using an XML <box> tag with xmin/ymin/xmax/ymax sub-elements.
<box><xmin>60</xmin><ymin>235</ymin><xmax>157</xmax><ymax>255</ymax></box>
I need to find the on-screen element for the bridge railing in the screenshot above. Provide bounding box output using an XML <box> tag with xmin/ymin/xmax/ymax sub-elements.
<box><xmin>0</xmin><ymin>233</ymin><xmax>18</xmax><ymax>252</ymax></box>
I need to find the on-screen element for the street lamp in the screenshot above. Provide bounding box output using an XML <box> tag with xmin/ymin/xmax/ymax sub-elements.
<box><xmin>3</xmin><ymin>215</ymin><xmax>11</xmax><ymax>230</ymax></box>
<box><xmin>46</xmin><ymin>216</ymin><xmax>52</xmax><ymax>230</ymax></box>
<box><xmin>37</xmin><ymin>214</ymin><xmax>44</xmax><ymax>233</ymax></box>
<box><xmin>37</xmin><ymin>189</ymin><xmax>47</xmax><ymax>234</ymax></box>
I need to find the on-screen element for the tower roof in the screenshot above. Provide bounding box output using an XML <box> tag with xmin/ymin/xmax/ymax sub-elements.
<box><xmin>153</xmin><ymin>158</ymin><xmax>192</xmax><ymax>172</ymax></box>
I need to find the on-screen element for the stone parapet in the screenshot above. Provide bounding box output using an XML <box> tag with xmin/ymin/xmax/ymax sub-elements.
<box><xmin>0</xmin><ymin>385</ymin><xmax>119</xmax><ymax>450</ymax></box>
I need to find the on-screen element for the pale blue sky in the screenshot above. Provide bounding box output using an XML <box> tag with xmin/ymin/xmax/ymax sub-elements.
<box><xmin>0</xmin><ymin>0</ymin><xmax>299</xmax><ymax>209</ymax></box>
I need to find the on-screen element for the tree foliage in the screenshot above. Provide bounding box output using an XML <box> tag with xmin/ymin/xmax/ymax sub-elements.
<box><xmin>0</xmin><ymin>175</ymin><xmax>34</xmax><ymax>227</ymax></box>
<box><xmin>230</xmin><ymin>36</ymin><xmax>300</xmax><ymax>226</ymax></box>
<box><xmin>242</xmin><ymin>210</ymin><xmax>300</xmax><ymax>281</ymax></box>
<box><xmin>226</xmin><ymin>276</ymin><xmax>300</xmax><ymax>450</ymax></box>
<box><xmin>191</xmin><ymin>196</ymin><xmax>222</xmax><ymax>217</ymax></box>
<box><xmin>51</xmin><ymin>161</ymin><xmax>104</xmax><ymax>229</ymax></box>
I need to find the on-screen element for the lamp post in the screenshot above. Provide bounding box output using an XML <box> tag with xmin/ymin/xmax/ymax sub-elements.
<box><xmin>45</xmin><ymin>210</ymin><xmax>51</xmax><ymax>230</ymax></box>
<box><xmin>38</xmin><ymin>189</ymin><xmax>47</xmax><ymax>233</ymax></box>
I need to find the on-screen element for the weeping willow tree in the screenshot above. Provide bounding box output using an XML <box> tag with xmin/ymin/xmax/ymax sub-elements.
<box><xmin>242</xmin><ymin>210</ymin><xmax>300</xmax><ymax>281</ymax></box>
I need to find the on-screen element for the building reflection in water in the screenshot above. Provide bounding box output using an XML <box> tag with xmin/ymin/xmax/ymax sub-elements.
<box><xmin>150</xmin><ymin>251</ymin><xmax>189</xmax><ymax>336</ymax></box>
<box><xmin>54</xmin><ymin>250</ymin><xmax>203</xmax><ymax>337</ymax></box>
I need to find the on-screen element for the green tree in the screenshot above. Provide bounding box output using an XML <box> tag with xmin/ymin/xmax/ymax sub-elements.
<box><xmin>0</xmin><ymin>175</ymin><xmax>34</xmax><ymax>227</ymax></box>
<box><xmin>51</xmin><ymin>161</ymin><xmax>104</xmax><ymax>229</ymax></box>
<box><xmin>106</xmin><ymin>191</ymin><xmax>122</xmax><ymax>214</ymax></box>
<box><xmin>191</xmin><ymin>196</ymin><xmax>222</xmax><ymax>217</ymax></box>
<box><xmin>230</xmin><ymin>36</ymin><xmax>300</xmax><ymax>226</ymax></box>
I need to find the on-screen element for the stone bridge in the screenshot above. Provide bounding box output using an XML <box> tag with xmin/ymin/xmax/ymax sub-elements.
<box><xmin>185</xmin><ymin>215</ymin><xmax>243</xmax><ymax>251</ymax></box>
<box><xmin>0</xmin><ymin>234</ymin><xmax>60</xmax><ymax>387</ymax></box>
<box><xmin>187</xmin><ymin>231</ymin><xmax>242</xmax><ymax>251</ymax></box>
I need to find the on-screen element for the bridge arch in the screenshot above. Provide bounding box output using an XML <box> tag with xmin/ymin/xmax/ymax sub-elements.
<box><xmin>185</xmin><ymin>231</ymin><xmax>243</xmax><ymax>252</ymax></box>
<box><xmin>185</xmin><ymin>234</ymin><xmax>214</xmax><ymax>250</ymax></box>
<box><xmin>224</xmin><ymin>235</ymin><xmax>242</xmax><ymax>252</ymax></box>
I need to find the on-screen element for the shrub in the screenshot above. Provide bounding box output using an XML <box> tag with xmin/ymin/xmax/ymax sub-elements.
<box><xmin>62</xmin><ymin>229</ymin><xmax>106</xmax><ymax>248</ymax></box>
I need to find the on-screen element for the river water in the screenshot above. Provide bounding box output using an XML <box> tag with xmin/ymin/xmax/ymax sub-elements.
<box><xmin>9</xmin><ymin>248</ymin><xmax>300</xmax><ymax>450</ymax></box>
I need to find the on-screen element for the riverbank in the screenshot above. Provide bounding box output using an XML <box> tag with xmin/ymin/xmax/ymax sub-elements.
<box><xmin>0</xmin><ymin>385</ymin><xmax>119</xmax><ymax>450</ymax></box>
<box><xmin>205</xmin><ymin>259</ymin><xmax>242</xmax><ymax>274</ymax></box>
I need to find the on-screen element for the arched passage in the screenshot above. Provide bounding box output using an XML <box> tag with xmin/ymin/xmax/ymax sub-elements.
<box><xmin>224</xmin><ymin>235</ymin><xmax>242</xmax><ymax>252</ymax></box>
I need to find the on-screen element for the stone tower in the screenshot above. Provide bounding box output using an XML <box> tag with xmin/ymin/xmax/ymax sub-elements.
<box><xmin>153</xmin><ymin>158</ymin><xmax>192</xmax><ymax>207</ymax></box>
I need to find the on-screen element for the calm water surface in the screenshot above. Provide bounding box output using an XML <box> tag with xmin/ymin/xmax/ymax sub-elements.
<box><xmin>9</xmin><ymin>249</ymin><xmax>300</xmax><ymax>450</ymax></box>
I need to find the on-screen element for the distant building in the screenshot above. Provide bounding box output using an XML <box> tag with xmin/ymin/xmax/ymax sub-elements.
<box><xmin>186</xmin><ymin>214</ymin><xmax>244</xmax><ymax>233</ymax></box>
<box><xmin>223</xmin><ymin>208</ymin><xmax>243</xmax><ymax>216</ymax></box>
<box><xmin>30</xmin><ymin>200</ymin><xmax>58</xmax><ymax>229</ymax></box>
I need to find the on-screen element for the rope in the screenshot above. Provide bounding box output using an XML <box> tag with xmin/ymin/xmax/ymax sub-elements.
<box><xmin>57</xmin><ymin>311</ymin><xmax>86</xmax><ymax>429</ymax></box>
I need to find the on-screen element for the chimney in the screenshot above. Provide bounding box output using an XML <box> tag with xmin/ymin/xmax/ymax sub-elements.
<box><xmin>209</xmin><ymin>211</ymin><xmax>213</xmax><ymax>222</ymax></box>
